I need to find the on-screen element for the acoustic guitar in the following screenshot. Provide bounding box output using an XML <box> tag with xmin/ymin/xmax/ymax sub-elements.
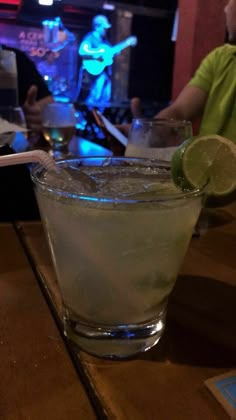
<box><xmin>82</xmin><ymin>36</ymin><xmax>138</xmax><ymax>76</ymax></box>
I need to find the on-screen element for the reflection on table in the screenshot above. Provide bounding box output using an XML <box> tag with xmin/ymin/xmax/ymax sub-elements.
<box><xmin>69</xmin><ymin>135</ymin><xmax>112</xmax><ymax>157</ymax></box>
<box><xmin>12</xmin><ymin>131</ymin><xmax>113</xmax><ymax>157</ymax></box>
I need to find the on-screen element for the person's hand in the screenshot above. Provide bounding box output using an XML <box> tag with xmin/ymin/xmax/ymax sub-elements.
<box><xmin>23</xmin><ymin>85</ymin><xmax>42</xmax><ymax>134</ymax></box>
<box><xmin>55</xmin><ymin>16</ymin><xmax>62</xmax><ymax>25</ymax></box>
<box><xmin>130</xmin><ymin>97</ymin><xmax>143</xmax><ymax>118</ymax></box>
<box><xmin>115</xmin><ymin>123</ymin><xmax>131</xmax><ymax>138</ymax></box>
<box><xmin>115</xmin><ymin>97</ymin><xmax>144</xmax><ymax>138</ymax></box>
<box><xmin>23</xmin><ymin>85</ymin><xmax>51</xmax><ymax>147</ymax></box>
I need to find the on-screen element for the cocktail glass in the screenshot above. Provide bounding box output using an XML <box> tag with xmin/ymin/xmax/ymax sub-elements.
<box><xmin>32</xmin><ymin>157</ymin><xmax>204</xmax><ymax>359</ymax></box>
<box><xmin>126</xmin><ymin>118</ymin><xmax>192</xmax><ymax>161</ymax></box>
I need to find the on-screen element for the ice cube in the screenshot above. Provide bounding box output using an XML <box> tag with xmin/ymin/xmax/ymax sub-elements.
<box><xmin>43</xmin><ymin>167</ymin><xmax>97</xmax><ymax>195</ymax></box>
<box><xmin>63</xmin><ymin>167</ymin><xmax>98</xmax><ymax>193</ymax></box>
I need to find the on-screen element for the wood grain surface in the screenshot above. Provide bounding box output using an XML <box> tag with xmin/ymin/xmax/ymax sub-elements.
<box><xmin>16</xmin><ymin>202</ymin><xmax>236</xmax><ymax>419</ymax></box>
<box><xmin>0</xmin><ymin>223</ymin><xmax>96</xmax><ymax>420</ymax></box>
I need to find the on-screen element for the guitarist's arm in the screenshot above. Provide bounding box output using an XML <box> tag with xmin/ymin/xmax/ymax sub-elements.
<box><xmin>79</xmin><ymin>41</ymin><xmax>104</xmax><ymax>62</ymax></box>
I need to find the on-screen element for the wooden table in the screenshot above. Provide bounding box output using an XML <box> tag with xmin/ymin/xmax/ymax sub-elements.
<box><xmin>1</xmin><ymin>203</ymin><xmax>236</xmax><ymax>419</ymax></box>
<box><xmin>0</xmin><ymin>224</ymin><xmax>96</xmax><ymax>419</ymax></box>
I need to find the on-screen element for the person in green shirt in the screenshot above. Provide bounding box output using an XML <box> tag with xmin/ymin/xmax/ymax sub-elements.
<box><xmin>155</xmin><ymin>0</ymin><xmax>236</xmax><ymax>143</ymax></box>
<box><xmin>118</xmin><ymin>0</ymin><xmax>236</xmax><ymax>145</ymax></box>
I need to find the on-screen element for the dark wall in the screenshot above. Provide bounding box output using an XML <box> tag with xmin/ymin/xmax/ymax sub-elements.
<box><xmin>128</xmin><ymin>14</ymin><xmax>175</xmax><ymax>103</ymax></box>
<box><xmin>114</xmin><ymin>0</ymin><xmax>177</xmax><ymax>8</ymax></box>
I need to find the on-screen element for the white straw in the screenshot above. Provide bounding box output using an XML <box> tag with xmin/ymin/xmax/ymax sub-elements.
<box><xmin>0</xmin><ymin>150</ymin><xmax>57</xmax><ymax>172</ymax></box>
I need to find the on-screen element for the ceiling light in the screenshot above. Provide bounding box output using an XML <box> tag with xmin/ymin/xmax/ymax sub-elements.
<box><xmin>38</xmin><ymin>0</ymin><xmax>53</xmax><ymax>6</ymax></box>
<box><xmin>103</xmin><ymin>2</ymin><xmax>115</xmax><ymax>11</ymax></box>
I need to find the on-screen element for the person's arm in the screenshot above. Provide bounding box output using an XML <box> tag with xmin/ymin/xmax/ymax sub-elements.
<box><xmin>119</xmin><ymin>46</ymin><xmax>217</xmax><ymax>138</ymax></box>
<box><xmin>156</xmin><ymin>46</ymin><xmax>221</xmax><ymax>121</ymax></box>
<box><xmin>47</xmin><ymin>17</ymin><xmax>76</xmax><ymax>52</ymax></box>
<box><xmin>116</xmin><ymin>85</ymin><xmax>208</xmax><ymax>139</ymax></box>
<box><xmin>79</xmin><ymin>40</ymin><xmax>105</xmax><ymax>61</ymax></box>
<box><xmin>155</xmin><ymin>84</ymin><xmax>208</xmax><ymax>121</ymax></box>
<box><xmin>14</xmin><ymin>49</ymin><xmax>53</xmax><ymax>135</ymax></box>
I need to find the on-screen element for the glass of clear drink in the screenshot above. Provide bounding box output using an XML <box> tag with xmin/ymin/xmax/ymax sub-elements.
<box><xmin>126</xmin><ymin>118</ymin><xmax>192</xmax><ymax>161</ymax></box>
<box><xmin>42</xmin><ymin>102</ymin><xmax>76</xmax><ymax>159</ymax></box>
<box><xmin>32</xmin><ymin>157</ymin><xmax>204</xmax><ymax>359</ymax></box>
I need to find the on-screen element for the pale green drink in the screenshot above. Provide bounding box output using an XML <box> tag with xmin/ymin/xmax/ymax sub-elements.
<box><xmin>32</xmin><ymin>157</ymin><xmax>204</xmax><ymax>359</ymax></box>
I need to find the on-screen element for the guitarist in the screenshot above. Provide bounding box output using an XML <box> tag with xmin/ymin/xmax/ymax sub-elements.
<box><xmin>78</xmin><ymin>15</ymin><xmax>112</xmax><ymax>106</ymax></box>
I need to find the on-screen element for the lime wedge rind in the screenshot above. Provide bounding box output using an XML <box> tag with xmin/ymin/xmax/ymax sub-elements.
<box><xmin>171</xmin><ymin>134</ymin><xmax>236</xmax><ymax>206</ymax></box>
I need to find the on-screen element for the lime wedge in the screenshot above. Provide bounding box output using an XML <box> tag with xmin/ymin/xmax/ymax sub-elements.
<box><xmin>171</xmin><ymin>134</ymin><xmax>236</xmax><ymax>205</ymax></box>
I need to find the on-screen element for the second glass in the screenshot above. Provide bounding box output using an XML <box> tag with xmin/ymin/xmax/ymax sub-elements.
<box><xmin>42</xmin><ymin>102</ymin><xmax>76</xmax><ymax>158</ymax></box>
<box><xmin>126</xmin><ymin>118</ymin><xmax>192</xmax><ymax>161</ymax></box>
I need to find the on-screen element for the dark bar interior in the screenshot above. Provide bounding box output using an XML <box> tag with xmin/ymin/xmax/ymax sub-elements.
<box><xmin>0</xmin><ymin>0</ymin><xmax>177</xmax><ymax>137</ymax></box>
